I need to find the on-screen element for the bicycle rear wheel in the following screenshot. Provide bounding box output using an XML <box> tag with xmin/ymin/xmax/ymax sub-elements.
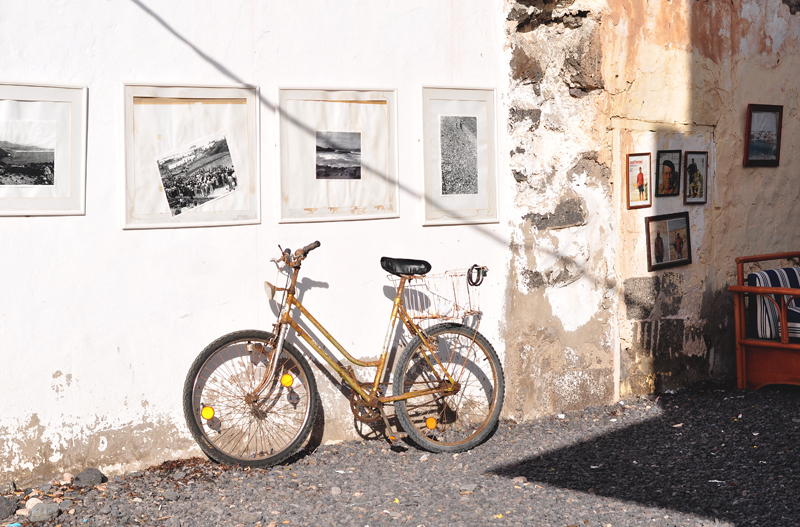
<box><xmin>393</xmin><ymin>323</ymin><xmax>504</xmax><ymax>453</ymax></box>
<box><xmin>183</xmin><ymin>330</ymin><xmax>318</xmax><ymax>467</ymax></box>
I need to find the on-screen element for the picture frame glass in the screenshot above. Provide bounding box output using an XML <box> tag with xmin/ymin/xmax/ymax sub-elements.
<box><xmin>422</xmin><ymin>88</ymin><xmax>497</xmax><ymax>225</ymax></box>
<box><xmin>124</xmin><ymin>85</ymin><xmax>259</xmax><ymax>229</ymax></box>
<box><xmin>684</xmin><ymin>152</ymin><xmax>708</xmax><ymax>204</ymax></box>
<box><xmin>748</xmin><ymin>110</ymin><xmax>780</xmax><ymax>161</ymax></box>
<box><xmin>626</xmin><ymin>153</ymin><xmax>651</xmax><ymax>208</ymax></box>
<box><xmin>279</xmin><ymin>89</ymin><xmax>398</xmax><ymax>223</ymax></box>
<box><xmin>656</xmin><ymin>150</ymin><xmax>681</xmax><ymax>196</ymax></box>
<box><xmin>647</xmin><ymin>212</ymin><xmax>691</xmax><ymax>271</ymax></box>
<box><xmin>0</xmin><ymin>84</ymin><xmax>87</xmax><ymax>215</ymax></box>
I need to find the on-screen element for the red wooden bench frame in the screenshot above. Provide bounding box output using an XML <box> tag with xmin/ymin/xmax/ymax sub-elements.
<box><xmin>728</xmin><ymin>251</ymin><xmax>800</xmax><ymax>389</ymax></box>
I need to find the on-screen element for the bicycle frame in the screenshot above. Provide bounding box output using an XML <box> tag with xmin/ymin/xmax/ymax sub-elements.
<box><xmin>268</xmin><ymin>258</ymin><xmax>462</xmax><ymax>408</ymax></box>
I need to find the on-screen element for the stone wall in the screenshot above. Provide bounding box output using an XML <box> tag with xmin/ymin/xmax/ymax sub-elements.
<box><xmin>504</xmin><ymin>0</ymin><xmax>617</xmax><ymax>419</ymax></box>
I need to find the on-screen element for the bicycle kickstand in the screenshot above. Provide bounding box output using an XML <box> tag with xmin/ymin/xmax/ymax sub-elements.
<box><xmin>376</xmin><ymin>403</ymin><xmax>405</xmax><ymax>446</ymax></box>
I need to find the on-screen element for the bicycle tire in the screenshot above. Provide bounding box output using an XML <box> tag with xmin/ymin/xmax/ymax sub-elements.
<box><xmin>183</xmin><ymin>330</ymin><xmax>318</xmax><ymax>467</ymax></box>
<box><xmin>393</xmin><ymin>323</ymin><xmax>504</xmax><ymax>453</ymax></box>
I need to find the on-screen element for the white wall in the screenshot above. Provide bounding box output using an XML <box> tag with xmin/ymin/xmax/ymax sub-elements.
<box><xmin>0</xmin><ymin>0</ymin><xmax>511</xmax><ymax>483</ymax></box>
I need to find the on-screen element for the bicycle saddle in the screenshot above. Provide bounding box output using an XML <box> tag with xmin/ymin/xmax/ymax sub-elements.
<box><xmin>380</xmin><ymin>257</ymin><xmax>432</xmax><ymax>277</ymax></box>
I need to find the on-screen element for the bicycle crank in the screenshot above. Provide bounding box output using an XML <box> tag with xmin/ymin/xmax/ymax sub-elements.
<box><xmin>348</xmin><ymin>382</ymin><xmax>383</xmax><ymax>423</ymax></box>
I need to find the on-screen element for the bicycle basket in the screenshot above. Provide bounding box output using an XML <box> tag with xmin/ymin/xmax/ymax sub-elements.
<box><xmin>388</xmin><ymin>269</ymin><xmax>482</xmax><ymax>328</ymax></box>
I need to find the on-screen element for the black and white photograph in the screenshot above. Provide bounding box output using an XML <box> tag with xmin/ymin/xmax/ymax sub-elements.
<box><xmin>315</xmin><ymin>131</ymin><xmax>361</xmax><ymax>180</ymax></box>
<box><xmin>157</xmin><ymin>133</ymin><xmax>238</xmax><ymax>216</ymax></box>
<box><xmin>440</xmin><ymin>115</ymin><xmax>478</xmax><ymax>195</ymax></box>
<box><xmin>0</xmin><ymin>120</ymin><xmax>56</xmax><ymax>186</ymax></box>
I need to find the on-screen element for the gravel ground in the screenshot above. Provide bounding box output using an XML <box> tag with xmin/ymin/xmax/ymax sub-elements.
<box><xmin>3</xmin><ymin>384</ymin><xmax>799</xmax><ymax>527</ymax></box>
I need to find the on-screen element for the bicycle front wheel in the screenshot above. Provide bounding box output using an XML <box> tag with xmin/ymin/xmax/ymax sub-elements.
<box><xmin>183</xmin><ymin>330</ymin><xmax>318</xmax><ymax>467</ymax></box>
<box><xmin>393</xmin><ymin>323</ymin><xmax>504</xmax><ymax>453</ymax></box>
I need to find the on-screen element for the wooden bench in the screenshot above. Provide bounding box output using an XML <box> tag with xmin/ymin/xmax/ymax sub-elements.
<box><xmin>728</xmin><ymin>251</ymin><xmax>800</xmax><ymax>389</ymax></box>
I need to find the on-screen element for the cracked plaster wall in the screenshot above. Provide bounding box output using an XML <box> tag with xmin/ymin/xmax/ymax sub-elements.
<box><xmin>505</xmin><ymin>0</ymin><xmax>800</xmax><ymax>413</ymax></box>
<box><xmin>504</xmin><ymin>0</ymin><xmax>617</xmax><ymax>420</ymax></box>
<box><xmin>606</xmin><ymin>0</ymin><xmax>800</xmax><ymax>394</ymax></box>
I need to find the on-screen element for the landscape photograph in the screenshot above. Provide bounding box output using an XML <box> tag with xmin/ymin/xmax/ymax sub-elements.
<box><xmin>156</xmin><ymin>134</ymin><xmax>238</xmax><ymax>216</ymax></box>
<box><xmin>440</xmin><ymin>115</ymin><xmax>478</xmax><ymax>195</ymax></box>
<box><xmin>315</xmin><ymin>131</ymin><xmax>361</xmax><ymax>180</ymax></box>
<box><xmin>0</xmin><ymin>120</ymin><xmax>56</xmax><ymax>186</ymax></box>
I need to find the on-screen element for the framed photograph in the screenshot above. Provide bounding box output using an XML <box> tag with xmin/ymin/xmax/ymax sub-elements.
<box><xmin>655</xmin><ymin>150</ymin><xmax>681</xmax><ymax>197</ymax></box>
<box><xmin>278</xmin><ymin>89</ymin><xmax>398</xmax><ymax>222</ymax></box>
<box><xmin>422</xmin><ymin>88</ymin><xmax>497</xmax><ymax>225</ymax></box>
<box><xmin>645</xmin><ymin>211</ymin><xmax>692</xmax><ymax>271</ymax></box>
<box><xmin>626</xmin><ymin>152</ymin><xmax>651</xmax><ymax>209</ymax></box>
<box><xmin>744</xmin><ymin>104</ymin><xmax>783</xmax><ymax>167</ymax></box>
<box><xmin>123</xmin><ymin>84</ymin><xmax>259</xmax><ymax>229</ymax></box>
<box><xmin>683</xmin><ymin>151</ymin><xmax>708</xmax><ymax>204</ymax></box>
<box><xmin>0</xmin><ymin>83</ymin><xmax>87</xmax><ymax>215</ymax></box>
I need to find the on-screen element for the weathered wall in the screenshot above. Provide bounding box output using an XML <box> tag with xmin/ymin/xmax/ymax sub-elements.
<box><xmin>504</xmin><ymin>0</ymin><xmax>617</xmax><ymax>420</ymax></box>
<box><xmin>606</xmin><ymin>0</ymin><xmax>800</xmax><ymax>394</ymax></box>
<box><xmin>0</xmin><ymin>0</ymin><xmax>511</xmax><ymax>486</ymax></box>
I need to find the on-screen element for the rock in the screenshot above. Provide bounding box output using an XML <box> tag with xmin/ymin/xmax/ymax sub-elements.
<box><xmin>62</xmin><ymin>472</ymin><xmax>74</xmax><ymax>484</ymax></box>
<box><xmin>172</xmin><ymin>470</ymin><xmax>187</xmax><ymax>480</ymax></box>
<box><xmin>38</xmin><ymin>484</ymin><xmax>53</xmax><ymax>494</ymax></box>
<box><xmin>165</xmin><ymin>518</ymin><xmax>182</xmax><ymax>527</ymax></box>
<box><xmin>25</xmin><ymin>497</ymin><xmax>43</xmax><ymax>509</ymax></box>
<box><xmin>0</xmin><ymin>496</ymin><xmax>19</xmax><ymax>519</ymax></box>
<box><xmin>29</xmin><ymin>502</ymin><xmax>60</xmax><ymax>522</ymax></box>
<box><xmin>163</xmin><ymin>489</ymin><xmax>178</xmax><ymax>501</ymax></box>
<box><xmin>330</xmin><ymin>487</ymin><xmax>341</xmax><ymax>496</ymax></box>
<box><xmin>73</xmin><ymin>468</ymin><xmax>106</xmax><ymax>487</ymax></box>
<box><xmin>0</xmin><ymin>480</ymin><xmax>15</xmax><ymax>495</ymax></box>
<box><xmin>59</xmin><ymin>499</ymin><xmax>73</xmax><ymax>511</ymax></box>
<box><xmin>512</xmin><ymin>476</ymin><xmax>527</xmax><ymax>484</ymax></box>
<box><xmin>15</xmin><ymin>508</ymin><xmax>29</xmax><ymax>516</ymax></box>
<box><xmin>460</xmin><ymin>483</ymin><xmax>478</xmax><ymax>492</ymax></box>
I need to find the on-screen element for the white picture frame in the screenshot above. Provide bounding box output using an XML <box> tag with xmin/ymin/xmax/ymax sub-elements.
<box><xmin>0</xmin><ymin>83</ymin><xmax>87</xmax><ymax>216</ymax></box>
<box><xmin>278</xmin><ymin>88</ymin><xmax>398</xmax><ymax>223</ymax></box>
<box><xmin>422</xmin><ymin>87</ymin><xmax>498</xmax><ymax>225</ymax></box>
<box><xmin>123</xmin><ymin>84</ymin><xmax>259</xmax><ymax>229</ymax></box>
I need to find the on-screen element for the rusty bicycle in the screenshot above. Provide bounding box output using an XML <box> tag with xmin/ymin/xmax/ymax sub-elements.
<box><xmin>183</xmin><ymin>241</ymin><xmax>504</xmax><ymax>467</ymax></box>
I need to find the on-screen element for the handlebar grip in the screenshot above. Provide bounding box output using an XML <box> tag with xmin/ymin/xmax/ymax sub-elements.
<box><xmin>299</xmin><ymin>241</ymin><xmax>321</xmax><ymax>257</ymax></box>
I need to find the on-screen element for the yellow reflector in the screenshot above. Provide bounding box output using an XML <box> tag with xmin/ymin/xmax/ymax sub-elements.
<box><xmin>201</xmin><ymin>406</ymin><xmax>215</xmax><ymax>420</ymax></box>
<box><xmin>281</xmin><ymin>374</ymin><xmax>294</xmax><ymax>387</ymax></box>
<box><xmin>426</xmin><ymin>417</ymin><xmax>437</xmax><ymax>429</ymax></box>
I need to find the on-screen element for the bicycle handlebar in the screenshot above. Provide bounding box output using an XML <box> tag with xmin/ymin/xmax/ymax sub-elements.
<box><xmin>296</xmin><ymin>241</ymin><xmax>321</xmax><ymax>258</ymax></box>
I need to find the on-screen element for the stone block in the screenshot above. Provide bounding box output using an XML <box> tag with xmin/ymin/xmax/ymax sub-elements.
<box><xmin>655</xmin><ymin>319</ymin><xmax>685</xmax><ymax>360</ymax></box>
<box><xmin>660</xmin><ymin>272</ymin><xmax>685</xmax><ymax>316</ymax></box>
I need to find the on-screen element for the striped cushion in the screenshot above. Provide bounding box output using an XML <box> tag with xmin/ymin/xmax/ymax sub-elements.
<box><xmin>747</xmin><ymin>267</ymin><xmax>800</xmax><ymax>339</ymax></box>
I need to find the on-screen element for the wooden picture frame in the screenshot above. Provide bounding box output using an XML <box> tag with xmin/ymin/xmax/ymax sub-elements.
<box><xmin>683</xmin><ymin>151</ymin><xmax>708</xmax><ymax>204</ymax></box>
<box><xmin>626</xmin><ymin>152</ymin><xmax>651</xmax><ymax>209</ymax></box>
<box><xmin>655</xmin><ymin>150</ymin><xmax>681</xmax><ymax>197</ymax></box>
<box><xmin>744</xmin><ymin>104</ymin><xmax>782</xmax><ymax>167</ymax></box>
<box><xmin>645</xmin><ymin>211</ymin><xmax>692</xmax><ymax>271</ymax></box>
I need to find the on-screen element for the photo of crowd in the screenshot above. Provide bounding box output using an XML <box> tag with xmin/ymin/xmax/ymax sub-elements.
<box><xmin>157</xmin><ymin>135</ymin><xmax>238</xmax><ymax>216</ymax></box>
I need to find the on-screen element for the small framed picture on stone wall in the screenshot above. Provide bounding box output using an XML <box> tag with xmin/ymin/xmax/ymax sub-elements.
<box><xmin>626</xmin><ymin>152</ymin><xmax>651</xmax><ymax>210</ymax></box>
<box><xmin>683</xmin><ymin>151</ymin><xmax>708</xmax><ymax>205</ymax></box>
<box><xmin>743</xmin><ymin>104</ymin><xmax>783</xmax><ymax>167</ymax></box>
<box><xmin>645</xmin><ymin>211</ymin><xmax>692</xmax><ymax>272</ymax></box>
<box><xmin>655</xmin><ymin>150</ymin><xmax>682</xmax><ymax>197</ymax></box>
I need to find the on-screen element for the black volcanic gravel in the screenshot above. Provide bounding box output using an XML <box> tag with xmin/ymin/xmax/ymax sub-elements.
<box><xmin>2</xmin><ymin>384</ymin><xmax>800</xmax><ymax>527</ymax></box>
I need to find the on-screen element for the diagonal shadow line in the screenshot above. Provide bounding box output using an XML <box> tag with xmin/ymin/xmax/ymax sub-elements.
<box><xmin>129</xmin><ymin>0</ymin><xmax>615</xmax><ymax>291</ymax></box>
<box><xmin>488</xmin><ymin>389</ymin><xmax>800</xmax><ymax>525</ymax></box>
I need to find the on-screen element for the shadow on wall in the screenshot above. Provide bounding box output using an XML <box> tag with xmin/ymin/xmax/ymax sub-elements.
<box><xmin>489</xmin><ymin>386</ymin><xmax>800</xmax><ymax>525</ymax></box>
